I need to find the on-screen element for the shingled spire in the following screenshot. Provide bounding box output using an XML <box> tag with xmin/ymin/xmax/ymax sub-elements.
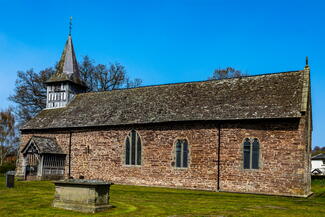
<box><xmin>45</xmin><ymin>18</ymin><xmax>87</xmax><ymax>109</ymax></box>
<box><xmin>45</xmin><ymin>36</ymin><xmax>85</xmax><ymax>87</ymax></box>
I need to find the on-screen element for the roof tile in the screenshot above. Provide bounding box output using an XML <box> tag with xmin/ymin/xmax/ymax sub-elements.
<box><xmin>22</xmin><ymin>70</ymin><xmax>305</xmax><ymax>130</ymax></box>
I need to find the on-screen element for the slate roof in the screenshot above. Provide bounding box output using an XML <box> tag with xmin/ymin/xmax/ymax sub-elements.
<box><xmin>45</xmin><ymin>36</ymin><xmax>86</xmax><ymax>88</ymax></box>
<box><xmin>21</xmin><ymin>136</ymin><xmax>65</xmax><ymax>154</ymax></box>
<box><xmin>22</xmin><ymin>70</ymin><xmax>307</xmax><ymax>131</ymax></box>
<box><xmin>312</xmin><ymin>154</ymin><xmax>325</xmax><ymax>160</ymax></box>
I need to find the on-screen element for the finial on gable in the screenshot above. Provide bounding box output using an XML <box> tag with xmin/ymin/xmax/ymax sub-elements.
<box><xmin>304</xmin><ymin>56</ymin><xmax>310</xmax><ymax>71</ymax></box>
<box><xmin>69</xmin><ymin>16</ymin><xmax>72</xmax><ymax>36</ymax></box>
<box><xmin>301</xmin><ymin>56</ymin><xmax>310</xmax><ymax>113</ymax></box>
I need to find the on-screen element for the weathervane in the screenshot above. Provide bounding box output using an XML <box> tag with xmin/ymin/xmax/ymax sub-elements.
<box><xmin>69</xmin><ymin>16</ymin><xmax>72</xmax><ymax>36</ymax></box>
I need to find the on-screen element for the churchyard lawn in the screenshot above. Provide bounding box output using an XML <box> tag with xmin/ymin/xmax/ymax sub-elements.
<box><xmin>0</xmin><ymin>176</ymin><xmax>324</xmax><ymax>217</ymax></box>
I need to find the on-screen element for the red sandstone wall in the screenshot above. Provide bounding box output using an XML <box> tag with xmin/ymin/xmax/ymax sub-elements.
<box><xmin>219</xmin><ymin>119</ymin><xmax>311</xmax><ymax>196</ymax></box>
<box><xmin>17</xmin><ymin>119</ymin><xmax>310</xmax><ymax>196</ymax></box>
<box><xmin>17</xmin><ymin>123</ymin><xmax>219</xmax><ymax>191</ymax></box>
<box><xmin>70</xmin><ymin>124</ymin><xmax>218</xmax><ymax>190</ymax></box>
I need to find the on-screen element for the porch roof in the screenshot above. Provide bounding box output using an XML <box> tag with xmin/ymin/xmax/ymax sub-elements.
<box><xmin>21</xmin><ymin>136</ymin><xmax>65</xmax><ymax>155</ymax></box>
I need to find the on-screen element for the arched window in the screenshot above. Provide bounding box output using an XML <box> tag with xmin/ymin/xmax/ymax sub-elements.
<box><xmin>125</xmin><ymin>130</ymin><xmax>142</xmax><ymax>165</ymax></box>
<box><xmin>175</xmin><ymin>139</ymin><xmax>189</xmax><ymax>168</ymax></box>
<box><xmin>243</xmin><ymin>138</ymin><xmax>260</xmax><ymax>169</ymax></box>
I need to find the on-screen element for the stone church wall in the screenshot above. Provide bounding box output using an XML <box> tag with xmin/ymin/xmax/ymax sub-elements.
<box><xmin>219</xmin><ymin>118</ymin><xmax>310</xmax><ymax>196</ymax></box>
<box><xmin>17</xmin><ymin>118</ymin><xmax>310</xmax><ymax>196</ymax></box>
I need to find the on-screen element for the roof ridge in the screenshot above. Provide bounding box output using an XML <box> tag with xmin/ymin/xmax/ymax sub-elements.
<box><xmin>77</xmin><ymin>70</ymin><xmax>303</xmax><ymax>96</ymax></box>
<box><xmin>22</xmin><ymin>68</ymin><xmax>305</xmax><ymax>130</ymax></box>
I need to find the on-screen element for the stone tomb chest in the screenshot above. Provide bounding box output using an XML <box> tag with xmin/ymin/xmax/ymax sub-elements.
<box><xmin>53</xmin><ymin>179</ymin><xmax>113</xmax><ymax>213</ymax></box>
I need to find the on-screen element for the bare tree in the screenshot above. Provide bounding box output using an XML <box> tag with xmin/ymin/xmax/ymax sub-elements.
<box><xmin>93</xmin><ymin>62</ymin><xmax>143</xmax><ymax>91</ymax></box>
<box><xmin>94</xmin><ymin>64</ymin><xmax>110</xmax><ymax>91</ymax></box>
<box><xmin>126</xmin><ymin>78</ymin><xmax>143</xmax><ymax>88</ymax></box>
<box><xmin>8</xmin><ymin>68</ymin><xmax>54</xmax><ymax>123</ymax></box>
<box><xmin>0</xmin><ymin>108</ymin><xmax>19</xmax><ymax>166</ymax></box>
<box><xmin>95</xmin><ymin>63</ymin><xmax>126</xmax><ymax>91</ymax></box>
<box><xmin>79</xmin><ymin>56</ymin><xmax>96</xmax><ymax>92</ymax></box>
<box><xmin>79</xmin><ymin>57</ymin><xmax>142</xmax><ymax>91</ymax></box>
<box><xmin>208</xmin><ymin>67</ymin><xmax>247</xmax><ymax>80</ymax></box>
<box><xmin>9</xmin><ymin>57</ymin><xmax>142</xmax><ymax>123</ymax></box>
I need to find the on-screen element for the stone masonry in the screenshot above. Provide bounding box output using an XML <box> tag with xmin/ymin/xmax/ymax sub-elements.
<box><xmin>17</xmin><ymin>116</ymin><xmax>311</xmax><ymax>197</ymax></box>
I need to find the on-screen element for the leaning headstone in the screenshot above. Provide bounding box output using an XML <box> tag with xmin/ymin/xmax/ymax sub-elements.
<box><xmin>6</xmin><ymin>171</ymin><xmax>15</xmax><ymax>188</ymax></box>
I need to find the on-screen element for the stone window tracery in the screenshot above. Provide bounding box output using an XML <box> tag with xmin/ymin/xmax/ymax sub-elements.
<box><xmin>175</xmin><ymin>139</ymin><xmax>189</xmax><ymax>168</ymax></box>
<box><xmin>125</xmin><ymin>130</ymin><xmax>141</xmax><ymax>165</ymax></box>
<box><xmin>243</xmin><ymin>138</ymin><xmax>260</xmax><ymax>169</ymax></box>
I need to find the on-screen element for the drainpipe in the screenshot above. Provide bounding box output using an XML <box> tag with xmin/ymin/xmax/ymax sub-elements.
<box><xmin>68</xmin><ymin>131</ymin><xmax>72</xmax><ymax>178</ymax></box>
<box><xmin>217</xmin><ymin>122</ymin><xmax>221</xmax><ymax>191</ymax></box>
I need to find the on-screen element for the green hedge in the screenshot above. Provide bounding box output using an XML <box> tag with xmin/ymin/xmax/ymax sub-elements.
<box><xmin>0</xmin><ymin>162</ymin><xmax>16</xmax><ymax>174</ymax></box>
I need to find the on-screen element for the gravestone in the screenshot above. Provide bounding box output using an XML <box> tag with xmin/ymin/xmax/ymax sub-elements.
<box><xmin>6</xmin><ymin>171</ymin><xmax>15</xmax><ymax>188</ymax></box>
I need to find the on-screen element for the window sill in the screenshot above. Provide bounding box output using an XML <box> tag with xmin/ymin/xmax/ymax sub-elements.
<box><xmin>123</xmin><ymin>164</ymin><xmax>142</xmax><ymax>168</ymax></box>
<box><xmin>173</xmin><ymin>167</ymin><xmax>189</xmax><ymax>170</ymax></box>
<box><xmin>242</xmin><ymin>168</ymin><xmax>260</xmax><ymax>171</ymax></box>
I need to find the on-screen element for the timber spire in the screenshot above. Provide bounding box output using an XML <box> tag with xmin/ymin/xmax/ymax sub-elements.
<box><xmin>45</xmin><ymin>17</ymin><xmax>86</xmax><ymax>87</ymax></box>
<box><xmin>45</xmin><ymin>18</ymin><xmax>86</xmax><ymax>109</ymax></box>
<box><xmin>57</xmin><ymin>35</ymin><xmax>79</xmax><ymax>77</ymax></box>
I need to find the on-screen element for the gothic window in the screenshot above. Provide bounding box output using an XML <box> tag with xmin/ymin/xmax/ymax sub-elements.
<box><xmin>243</xmin><ymin>138</ymin><xmax>260</xmax><ymax>169</ymax></box>
<box><xmin>125</xmin><ymin>130</ymin><xmax>142</xmax><ymax>165</ymax></box>
<box><xmin>175</xmin><ymin>139</ymin><xmax>189</xmax><ymax>168</ymax></box>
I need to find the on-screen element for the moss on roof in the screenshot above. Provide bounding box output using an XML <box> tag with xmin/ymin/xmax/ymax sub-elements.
<box><xmin>21</xmin><ymin>136</ymin><xmax>64</xmax><ymax>154</ymax></box>
<box><xmin>23</xmin><ymin>70</ymin><xmax>306</xmax><ymax>130</ymax></box>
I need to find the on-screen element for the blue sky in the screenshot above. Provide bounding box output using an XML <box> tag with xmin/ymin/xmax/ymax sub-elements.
<box><xmin>0</xmin><ymin>0</ymin><xmax>324</xmax><ymax>147</ymax></box>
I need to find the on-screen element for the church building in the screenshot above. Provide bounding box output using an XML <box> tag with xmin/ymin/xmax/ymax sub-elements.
<box><xmin>16</xmin><ymin>32</ymin><xmax>312</xmax><ymax>197</ymax></box>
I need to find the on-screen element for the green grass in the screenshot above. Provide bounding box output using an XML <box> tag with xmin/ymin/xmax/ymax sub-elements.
<box><xmin>0</xmin><ymin>176</ymin><xmax>324</xmax><ymax>217</ymax></box>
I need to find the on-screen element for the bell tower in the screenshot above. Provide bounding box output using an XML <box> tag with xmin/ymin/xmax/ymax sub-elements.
<box><xmin>45</xmin><ymin>18</ymin><xmax>87</xmax><ymax>109</ymax></box>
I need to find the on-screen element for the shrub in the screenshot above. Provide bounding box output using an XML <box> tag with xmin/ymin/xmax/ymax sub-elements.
<box><xmin>0</xmin><ymin>162</ymin><xmax>16</xmax><ymax>175</ymax></box>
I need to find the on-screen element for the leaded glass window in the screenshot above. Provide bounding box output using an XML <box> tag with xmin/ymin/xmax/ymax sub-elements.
<box><xmin>252</xmin><ymin>138</ymin><xmax>259</xmax><ymax>169</ymax></box>
<box><xmin>243</xmin><ymin>138</ymin><xmax>260</xmax><ymax>169</ymax></box>
<box><xmin>125</xmin><ymin>130</ymin><xmax>142</xmax><ymax>165</ymax></box>
<box><xmin>175</xmin><ymin>139</ymin><xmax>189</xmax><ymax>168</ymax></box>
<box><xmin>243</xmin><ymin>138</ymin><xmax>251</xmax><ymax>169</ymax></box>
